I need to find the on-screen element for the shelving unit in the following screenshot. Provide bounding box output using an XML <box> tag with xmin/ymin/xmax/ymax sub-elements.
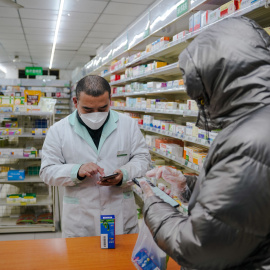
<box><xmin>70</xmin><ymin>0</ymin><xmax>270</xmax><ymax>213</ymax></box>
<box><xmin>0</xmin><ymin>110</ymin><xmax>56</xmax><ymax>233</ymax></box>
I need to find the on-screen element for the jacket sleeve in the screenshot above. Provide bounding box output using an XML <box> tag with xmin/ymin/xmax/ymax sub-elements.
<box><xmin>180</xmin><ymin>175</ymin><xmax>198</xmax><ymax>202</ymax></box>
<box><xmin>143</xmin><ymin>154</ymin><xmax>269</xmax><ymax>269</ymax></box>
<box><xmin>40</xmin><ymin>125</ymin><xmax>82</xmax><ymax>186</ymax></box>
<box><xmin>119</xmin><ymin>119</ymin><xmax>151</xmax><ymax>187</ymax></box>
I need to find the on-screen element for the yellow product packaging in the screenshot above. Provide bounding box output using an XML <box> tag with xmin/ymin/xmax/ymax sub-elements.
<box><xmin>154</xmin><ymin>62</ymin><xmax>167</xmax><ymax>69</ymax></box>
<box><xmin>24</xmin><ymin>90</ymin><xmax>41</xmax><ymax>105</ymax></box>
<box><xmin>264</xmin><ymin>27</ymin><xmax>270</xmax><ymax>35</ymax></box>
<box><xmin>220</xmin><ymin>0</ymin><xmax>235</xmax><ymax>18</ymax></box>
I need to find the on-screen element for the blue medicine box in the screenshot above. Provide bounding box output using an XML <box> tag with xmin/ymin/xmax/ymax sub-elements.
<box><xmin>100</xmin><ymin>215</ymin><xmax>115</xmax><ymax>249</ymax></box>
<box><xmin>8</xmin><ymin>170</ymin><xmax>25</xmax><ymax>181</ymax></box>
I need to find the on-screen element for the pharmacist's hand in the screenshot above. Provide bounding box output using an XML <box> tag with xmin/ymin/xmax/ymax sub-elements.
<box><xmin>140</xmin><ymin>180</ymin><xmax>154</xmax><ymax>199</ymax></box>
<box><xmin>78</xmin><ymin>163</ymin><xmax>105</xmax><ymax>178</ymax></box>
<box><xmin>97</xmin><ymin>169</ymin><xmax>123</xmax><ymax>186</ymax></box>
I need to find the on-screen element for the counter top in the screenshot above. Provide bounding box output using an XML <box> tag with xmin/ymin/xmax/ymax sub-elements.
<box><xmin>0</xmin><ymin>233</ymin><xmax>180</xmax><ymax>269</ymax></box>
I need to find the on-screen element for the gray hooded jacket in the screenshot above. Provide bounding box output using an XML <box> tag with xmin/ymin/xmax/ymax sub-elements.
<box><xmin>143</xmin><ymin>17</ymin><xmax>270</xmax><ymax>270</ymax></box>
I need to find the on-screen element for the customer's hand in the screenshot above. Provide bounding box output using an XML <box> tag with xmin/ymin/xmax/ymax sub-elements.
<box><xmin>97</xmin><ymin>169</ymin><xmax>123</xmax><ymax>186</ymax></box>
<box><xmin>140</xmin><ymin>179</ymin><xmax>155</xmax><ymax>199</ymax></box>
<box><xmin>146</xmin><ymin>166</ymin><xmax>187</xmax><ymax>191</ymax></box>
<box><xmin>78</xmin><ymin>163</ymin><xmax>105</xmax><ymax>178</ymax></box>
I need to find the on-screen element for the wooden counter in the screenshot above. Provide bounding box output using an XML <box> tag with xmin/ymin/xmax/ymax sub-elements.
<box><xmin>0</xmin><ymin>234</ymin><xmax>180</xmax><ymax>269</ymax></box>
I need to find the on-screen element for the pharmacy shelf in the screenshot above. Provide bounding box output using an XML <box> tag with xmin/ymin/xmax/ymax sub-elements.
<box><xmin>0</xmin><ymin>218</ymin><xmax>55</xmax><ymax>233</ymax></box>
<box><xmin>111</xmin><ymin>0</ymin><xmax>269</xmax><ymax>72</ymax></box>
<box><xmin>0</xmin><ymin>195</ymin><xmax>53</xmax><ymax>206</ymax></box>
<box><xmin>112</xmin><ymin>86</ymin><xmax>186</xmax><ymax>98</ymax></box>
<box><xmin>140</xmin><ymin>126</ymin><xmax>211</xmax><ymax>148</ymax></box>
<box><xmin>102</xmin><ymin>66</ymin><xmax>126</xmax><ymax>79</ymax></box>
<box><xmin>0</xmin><ymin>133</ymin><xmax>46</xmax><ymax>138</ymax></box>
<box><xmin>110</xmin><ymin>62</ymin><xmax>179</xmax><ymax>86</ymax></box>
<box><xmin>148</xmin><ymin>146</ymin><xmax>201</xmax><ymax>173</ymax></box>
<box><xmin>111</xmin><ymin>106</ymin><xmax>198</xmax><ymax>117</ymax></box>
<box><xmin>0</xmin><ymin>176</ymin><xmax>43</xmax><ymax>184</ymax></box>
<box><xmin>0</xmin><ymin>156</ymin><xmax>41</xmax><ymax>160</ymax></box>
<box><xmin>0</xmin><ymin>112</ymin><xmax>53</xmax><ymax>117</ymax></box>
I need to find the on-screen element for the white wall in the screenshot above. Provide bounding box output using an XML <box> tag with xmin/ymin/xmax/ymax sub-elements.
<box><xmin>2</xmin><ymin>67</ymin><xmax>73</xmax><ymax>81</ymax></box>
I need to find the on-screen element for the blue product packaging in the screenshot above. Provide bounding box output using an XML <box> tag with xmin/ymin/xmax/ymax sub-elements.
<box><xmin>8</xmin><ymin>170</ymin><xmax>25</xmax><ymax>181</ymax></box>
<box><xmin>100</xmin><ymin>215</ymin><xmax>115</xmax><ymax>249</ymax></box>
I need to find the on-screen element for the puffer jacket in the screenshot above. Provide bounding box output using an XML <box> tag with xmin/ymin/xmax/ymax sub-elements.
<box><xmin>143</xmin><ymin>16</ymin><xmax>270</xmax><ymax>270</ymax></box>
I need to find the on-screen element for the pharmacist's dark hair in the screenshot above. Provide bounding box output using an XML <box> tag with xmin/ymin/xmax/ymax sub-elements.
<box><xmin>76</xmin><ymin>75</ymin><xmax>111</xmax><ymax>99</ymax></box>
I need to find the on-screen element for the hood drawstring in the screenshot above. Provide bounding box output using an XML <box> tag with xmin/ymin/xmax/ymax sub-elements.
<box><xmin>200</xmin><ymin>101</ymin><xmax>210</xmax><ymax>145</ymax></box>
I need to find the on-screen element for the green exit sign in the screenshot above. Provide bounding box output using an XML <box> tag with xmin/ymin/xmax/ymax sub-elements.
<box><xmin>25</xmin><ymin>67</ymin><xmax>43</xmax><ymax>76</ymax></box>
<box><xmin>177</xmin><ymin>0</ymin><xmax>189</xmax><ymax>17</ymax></box>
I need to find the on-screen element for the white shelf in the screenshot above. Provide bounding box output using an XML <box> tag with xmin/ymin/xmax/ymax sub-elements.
<box><xmin>148</xmin><ymin>146</ymin><xmax>201</xmax><ymax>173</ymax></box>
<box><xmin>110</xmin><ymin>63</ymin><xmax>179</xmax><ymax>86</ymax></box>
<box><xmin>0</xmin><ymin>195</ymin><xmax>53</xmax><ymax>206</ymax></box>
<box><xmin>0</xmin><ymin>112</ymin><xmax>53</xmax><ymax>117</ymax></box>
<box><xmin>0</xmin><ymin>176</ymin><xmax>43</xmax><ymax>184</ymax></box>
<box><xmin>111</xmin><ymin>106</ymin><xmax>198</xmax><ymax>117</ymax></box>
<box><xmin>0</xmin><ymin>156</ymin><xmax>41</xmax><ymax>160</ymax></box>
<box><xmin>140</xmin><ymin>125</ymin><xmax>211</xmax><ymax>148</ymax></box>
<box><xmin>0</xmin><ymin>218</ymin><xmax>55</xmax><ymax>233</ymax></box>
<box><xmin>112</xmin><ymin>86</ymin><xmax>186</xmax><ymax>97</ymax></box>
<box><xmin>0</xmin><ymin>133</ymin><xmax>46</xmax><ymax>138</ymax></box>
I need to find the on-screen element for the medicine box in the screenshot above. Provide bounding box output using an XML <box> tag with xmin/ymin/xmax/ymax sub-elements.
<box><xmin>189</xmin><ymin>15</ymin><xmax>194</xmax><ymax>32</ymax></box>
<box><xmin>7</xmin><ymin>194</ymin><xmax>22</xmax><ymax>204</ymax></box>
<box><xmin>100</xmin><ymin>215</ymin><xmax>115</xmax><ymax>249</ymax></box>
<box><xmin>194</xmin><ymin>11</ymin><xmax>203</xmax><ymax>31</ymax></box>
<box><xmin>220</xmin><ymin>0</ymin><xmax>235</xmax><ymax>18</ymax></box>
<box><xmin>208</xmin><ymin>8</ymin><xmax>220</xmax><ymax>24</ymax></box>
<box><xmin>201</xmin><ymin>11</ymin><xmax>211</xmax><ymax>28</ymax></box>
<box><xmin>8</xmin><ymin>170</ymin><xmax>25</xmax><ymax>181</ymax></box>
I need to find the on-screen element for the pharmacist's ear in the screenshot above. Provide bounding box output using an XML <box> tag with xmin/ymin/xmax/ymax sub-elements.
<box><xmin>73</xmin><ymin>96</ymin><xmax>78</xmax><ymax>108</ymax></box>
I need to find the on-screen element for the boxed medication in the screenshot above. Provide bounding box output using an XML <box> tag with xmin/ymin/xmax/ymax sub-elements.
<box><xmin>169</xmin><ymin>124</ymin><xmax>176</xmax><ymax>133</ymax></box>
<box><xmin>0</xmin><ymin>148</ymin><xmax>11</xmax><ymax>156</ymax></box>
<box><xmin>21</xmin><ymin>193</ymin><xmax>36</xmax><ymax>204</ymax></box>
<box><xmin>194</xmin><ymin>11</ymin><xmax>203</xmax><ymax>31</ymax></box>
<box><xmin>166</xmin><ymin>144</ymin><xmax>183</xmax><ymax>158</ymax></box>
<box><xmin>220</xmin><ymin>0</ymin><xmax>235</xmax><ymax>18</ymax></box>
<box><xmin>10</xmin><ymin>149</ymin><xmax>24</xmax><ymax>157</ymax></box>
<box><xmin>201</xmin><ymin>11</ymin><xmax>211</xmax><ymax>27</ymax></box>
<box><xmin>154</xmin><ymin>61</ymin><xmax>167</xmax><ymax>69</ymax></box>
<box><xmin>0</xmin><ymin>128</ymin><xmax>8</xmax><ymax>135</ymax></box>
<box><xmin>8</xmin><ymin>128</ymin><xmax>22</xmax><ymax>135</ymax></box>
<box><xmin>7</xmin><ymin>194</ymin><xmax>22</xmax><ymax>204</ymax></box>
<box><xmin>8</xmin><ymin>170</ymin><xmax>25</xmax><ymax>181</ymax></box>
<box><xmin>198</xmin><ymin>129</ymin><xmax>206</xmax><ymax>140</ymax></box>
<box><xmin>166</xmin><ymin>102</ymin><xmax>178</xmax><ymax>111</ymax></box>
<box><xmin>145</xmin><ymin>135</ymin><xmax>158</xmax><ymax>147</ymax></box>
<box><xmin>175</xmin><ymin>125</ymin><xmax>186</xmax><ymax>137</ymax></box>
<box><xmin>186</xmin><ymin>122</ymin><xmax>194</xmax><ymax>136</ymax></box>
<box><xmin>100</xmin><ymin>215</ymin><xmax>115</xmax><ymax>249</ymax></box>
<box><xmin>189</xmin><ymin>15</ymin><xmax>194</xmax><ymax>32</ymax></box>
<box><xmin>208</xmin><ymin>8</ymin><xmax>220</xmax><ymax>24</ymax></box>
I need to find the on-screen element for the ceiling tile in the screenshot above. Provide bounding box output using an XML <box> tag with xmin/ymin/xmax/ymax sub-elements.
<box><xmin>24</xmin><ymin>28</ymin><xmax>54</xmax><ymax>35</ymax></box>
<box><xmin>84</xmin><ymin>37</ymin><xmax>113</xmax><ymax>44</ymax></box>
<box><xmin>61</xmin><ymin>11</ymin><xmax>100</xmax><ymax>23</ymax></box>
<box><xmin>80</xmin><ymin>43</ymin><xmax>101</xmax><ymax>49</ymax></box>
<box><xmin>0</xmin><ymin>18</ymin><xmax>21</xmax><ymax>27</ymax></box>
<box><xmin>59</xmin><ymin>21</ymin><xmax>94</xmax><ymax>31</ymax></box>
<box><xmin>26</xmin><ymin>34</ymin><xmax>54</xmax><ymax>42</ymax></box>
<box><xmin>17</xmin><ymin>0</ymin><xmax>61</xmax><ymax>10</ymax></box>
<box><xmin>88</xmin><ymin>31</ymin><xmax>118</xmax><ymax>39</ymax></box>
<box><xmin>91</xmin><ymin>23</ymin><xmax>126</xmax><ymax>33</ymax></box>
<box><xmin>0</xmin><ymin>34</ymin><xmax>25</xmax><ymax>40</ymax></box>
<box><xmin>63</xmin><ymin>0</ymin><xmax>108</xmax><ymax>13</ymax></box>
<box><xmin>22</xmin><ymin>19</ymin><xmax>56</xmax><ymax>29</ymax></box>
<box><xmin>97</xmin><ymin>14</ymin><xmax>136</xmax><ymax>25</ymax></box>
<box><xmin>0</xmin><ymin>27</ymin><xmax>23</xmax><ymax>34</ymax></box>
<box><xmin>0</xmin><ymin>7</ymin><xmax>19</xmax><ymax>18</ymax></box>
<box><xmin>103</xmin><ymin>2</ymin><xmax>147</xmax><ymax>16</ymax></box>
<box><xmin>58</xmin><ymin>29</ymin><xmax>88</xmax><ymax>37</ymax></box>
<box><xmin>19</xmin><ymin>9</ymin><xmax>58</xmax><ymax>20</ymax></box>
<box><xmin>112</xmin><ymin>0</ymin><xmax>155</xmax><ymax>4</ymax></box>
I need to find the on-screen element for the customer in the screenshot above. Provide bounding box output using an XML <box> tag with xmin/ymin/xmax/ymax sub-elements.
<box><xmin>40</xmin><ymin>75</ymin><xmax>150</xmax><ymax>238</ymax></box>
<box><xmin>140</xmin><ymin>16</ymin><xmax>270</xmax><ymax>270</ymax></box>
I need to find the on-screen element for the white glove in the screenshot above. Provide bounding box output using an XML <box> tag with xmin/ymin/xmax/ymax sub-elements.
<box><xmin>146</xmin><ymin>167</ymin><xmax>188</xmax><ymax>199</ymax></box>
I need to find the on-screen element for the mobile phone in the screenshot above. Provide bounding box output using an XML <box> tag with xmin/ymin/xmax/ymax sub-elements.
<box><xmin>132</xmin><ymin>177</ymin><xmax>179</xmax><ymax>208</ymax></box>
<box><xmin>101</xmin><ymin>173</ymin><xmax>119</xmax><ymax>181</ymax></box>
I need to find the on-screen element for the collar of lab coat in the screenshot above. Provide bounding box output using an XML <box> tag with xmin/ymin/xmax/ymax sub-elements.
<box><xmin>68</xmin><ymin>109</ymin><xmax>119</xmax><ymax>154</ymax></box>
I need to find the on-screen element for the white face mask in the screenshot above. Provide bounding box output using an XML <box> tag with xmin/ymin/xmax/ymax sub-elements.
<box><xmin>80</xmin><ymin>111</ymin><xmax>109</xmax><ymax>130</ymax></box>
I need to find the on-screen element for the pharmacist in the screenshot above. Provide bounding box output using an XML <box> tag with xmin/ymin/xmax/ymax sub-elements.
<box><xmin>40</xmin><ymin>75</ymin><xmax>150</xmax><ymax>238</ymax></box>
<box><xmin>141</xmin><ymin>17</ymin><xmax>270</xmax><ymax>270</ymax></box>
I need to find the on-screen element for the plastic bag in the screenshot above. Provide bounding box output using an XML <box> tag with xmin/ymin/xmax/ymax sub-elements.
<box><xmin>132</xmin><ymin>220</ymin><xmax>167</xmax><ymax>270</ymax></box>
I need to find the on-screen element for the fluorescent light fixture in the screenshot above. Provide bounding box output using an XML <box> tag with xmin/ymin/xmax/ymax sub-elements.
<box><xmin>0</xmin><ymin>65</ymin><xmax>7</xmax><ymax>74</ymax></box>
<box><xmin>49</xmin><ymin>0</ymin><xmax>65</xmax><ymax>69</ymax></box>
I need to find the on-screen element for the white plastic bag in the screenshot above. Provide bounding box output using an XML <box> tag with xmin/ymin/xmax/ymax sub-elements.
<box><xmin>132</xmin><ymin>219</ymin><xmax>167</xmax><ymax>270</ymax></box>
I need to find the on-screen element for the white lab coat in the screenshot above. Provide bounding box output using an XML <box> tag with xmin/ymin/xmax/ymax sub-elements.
<box><xmin>40</xmin><ymin>110</ymin><xmax>150</xmax><ymax>238</ymax></box>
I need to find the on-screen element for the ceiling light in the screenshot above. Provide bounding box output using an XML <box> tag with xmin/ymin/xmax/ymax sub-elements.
<box><xmin>67</xmin><ymin>13</ymin><xmax>71</xmax><ymax>16</ymax></box>
<box><xmin>0</xmin><ymin>65</ymin><xmax>7</xmax><ymax>74</ymax></box>
<box><xmin>49</xmin><ymin>0</ymin><xmax>65</xmax><ymax>69</ymax></box>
